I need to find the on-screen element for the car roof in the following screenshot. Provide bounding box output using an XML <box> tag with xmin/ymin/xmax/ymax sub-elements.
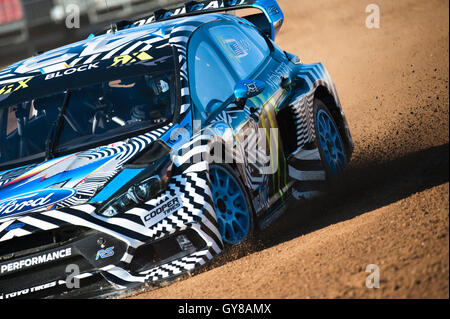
<box><xmin>0</xmin><ymin>13</ymin><xmax>240</xmax><ymax>109</ymax></box>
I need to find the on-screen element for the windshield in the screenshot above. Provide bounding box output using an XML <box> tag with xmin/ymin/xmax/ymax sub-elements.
<box><xmin>0</xmin><ymin>71</ymin><xmax>176</xmax><ymax>166</ymax></box>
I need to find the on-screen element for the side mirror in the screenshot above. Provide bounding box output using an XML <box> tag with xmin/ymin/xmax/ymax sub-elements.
<box><xmin>234</xmin><ymin>80</ymin><xmax>266</xmax><ymax>108</ymax></box>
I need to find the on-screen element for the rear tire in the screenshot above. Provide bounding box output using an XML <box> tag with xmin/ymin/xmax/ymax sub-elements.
<box><xmin>313</xmin><ymin>99</ymin><xmax>349</xmax><ymax>182</ymax></box>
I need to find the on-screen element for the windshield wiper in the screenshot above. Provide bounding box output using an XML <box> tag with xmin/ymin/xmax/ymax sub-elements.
<box><xmin>45</xmin><ymin>90</ymin><xmax>72</xmax><ymax>160</ymax></box>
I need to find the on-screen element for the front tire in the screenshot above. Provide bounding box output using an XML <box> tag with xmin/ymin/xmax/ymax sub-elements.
<box><xmin>209</xmin><ymin>164</ymin><xmax>254</xmax><ymax>245</ymax></box>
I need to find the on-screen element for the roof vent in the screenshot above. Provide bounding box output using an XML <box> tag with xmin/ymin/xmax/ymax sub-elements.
<box><xmin>184</xmin><ymin>1</ymin><xmax>204</xmax><ymax>12</ymax></box>
<box><xmin>114</xmin><ymin>20</ymin><xmax>133</xmax><ymax>31</ymax></box>
<box><xmin>153</xmin><ymin>9</ymin><xmax>173</xmax><ymax>21</ymax></box>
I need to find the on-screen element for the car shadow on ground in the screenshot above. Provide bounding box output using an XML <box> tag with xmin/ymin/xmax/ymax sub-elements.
<box><xmin>207</xmin><ymin>142</ymin><xmax>449</xmax><ymax>268</ymax></box>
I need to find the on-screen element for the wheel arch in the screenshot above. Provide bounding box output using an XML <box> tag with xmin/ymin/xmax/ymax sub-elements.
<box><xmin>205</xmin><ymin>134</ymin><xmax>261</xmax><ymax>217</ymax></box>
<box><xmin>206</xmin><ymin>136</ymin><xmax>248</xmax><ymax>185</ymax></box>
<box><xmin>314</xmin><ymin>85</ymin><xmax>353</xmax><ymax>157</ymax></box>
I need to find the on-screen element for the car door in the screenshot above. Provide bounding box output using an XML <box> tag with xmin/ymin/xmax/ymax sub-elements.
<box><xmin>188</xmin><ymin>20</ymin><xmax>292</xmax><ymax>216</ymax></box>
<box><xmin>211</xmin><ymin>21</ymin><xmax>294</xmax><ymax>214</ymax></box>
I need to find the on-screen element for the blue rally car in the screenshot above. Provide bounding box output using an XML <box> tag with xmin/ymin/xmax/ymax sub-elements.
<box><xmin>0</xmin><ymin>0</ymin><xmax>353</xmax><ymax>298</ymax></box>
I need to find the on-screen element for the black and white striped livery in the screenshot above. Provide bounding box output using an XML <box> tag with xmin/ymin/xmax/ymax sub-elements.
<box><xmin>0</xmin><ymin>2</ymin><xmax>353</xmax><ymax>298</ymax></box>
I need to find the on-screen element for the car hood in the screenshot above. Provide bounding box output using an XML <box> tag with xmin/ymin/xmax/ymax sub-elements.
<box><xmin>0</xmin><ymin>127</ymin><xmax>173</xmax><ymax>221</ymax></box>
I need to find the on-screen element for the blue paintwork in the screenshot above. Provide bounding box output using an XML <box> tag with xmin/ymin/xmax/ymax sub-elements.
<box><xmin>254</xmin><ymin>0</ymin><xmax>284</xmax><ymax>38</ymax></box>
<box><xmin>0</xmin><ymin>0</ymin><xmax>353</xmax><ymax>227</ymax></box>
<box><xmin>160</xmin><ymin>110</ymin><xmax>193</xmax><ymax>149</ymax></box>
<box><xmin>0</xmin><ymin>154</ymin><xmax>115</xmax><ymax>198</ymax></box>
<box><xmin>90</xmin><ymin>168</ymin><xmax>145</xmax><ymax>203</ymax></box>
<box><xmin>0</xmin><ymin>188</ymin><xmax>76</xmax><ymax>218</ymax></box>
<box><xmin>5</xmin><ymin>222</ymin><xmax>25</xmax><ymax>231</ymax></box>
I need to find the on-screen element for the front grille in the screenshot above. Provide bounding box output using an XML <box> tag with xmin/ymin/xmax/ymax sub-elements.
<box><xmin>129</xmin><ymin>229</ymin><xmax>206</xmax><ymax>274</ymax></box>
<box><xmin>0</xmin><ymin>225</ymin><xmax>128</xmax><ymax>298</ymax></box>
<box><xmin>0</xmin><ymin>255</ymin><xmax>91</xmax><ymax>293</ymax></box>
<box><xmin>0</xmin><ymin>226</ymin><xmax>92</xmax><ymax>262</ymax></box>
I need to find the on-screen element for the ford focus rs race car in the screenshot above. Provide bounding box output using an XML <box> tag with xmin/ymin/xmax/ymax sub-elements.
<box><xmin>0</xmin><ymin>0</ymin><xmax>353</xmax><ymax>299</ymax></box>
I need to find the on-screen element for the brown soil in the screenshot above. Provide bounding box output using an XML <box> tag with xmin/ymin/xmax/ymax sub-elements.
<box><xmin>0</xmin><ymin>0</ymin><xmax>446</xmax><ymax>300</ymax></box>
<box><xmin>131</xmin><ymin>0</ymin><xmax>449</xmax><ymax>299</ymax></box>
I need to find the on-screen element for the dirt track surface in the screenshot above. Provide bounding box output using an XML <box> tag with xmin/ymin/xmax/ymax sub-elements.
<box><xmin>130</xmin><ymin>0</ymin><xmax>449</xmax><ymax>299</ymax></box>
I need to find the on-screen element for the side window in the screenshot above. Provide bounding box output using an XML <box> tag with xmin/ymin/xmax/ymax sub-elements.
<box><xmin>58</xmin><ymin>73</ymin><xmax>176</xmax><ymax>147</ymax></box>
<box><xmin>188</xmin><ymin>22</ymin><xmax>270</xmax><ymax>125</ymax></box>
<box><xmin>209</xmin><ymin>23</ymin><xmax>270</xmax><ymax>80</ymax></box>
<box><xmin>0</xmin><ymin>102</ymin><xmax>51</xmax><ymax>163</ymax></box>
<box><xmin>188</xmin><ymin>34</ymin><xmax>236</xmax><ymax>122</ymax></box>
<box><xmin>6</xmin><ymin>106</ymin><xmax>18</xmax><ymax>136</ymax></box>
<box><xmin>0</xmin><ymin>72</ymin><xmax>177</xmax><ymax>165</ymax></box>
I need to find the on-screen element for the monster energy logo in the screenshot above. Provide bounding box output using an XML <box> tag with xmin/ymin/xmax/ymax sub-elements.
<box><xmin>169</xmin><ymin>121</ymin><xmax>279</xmax><ymax>175</ymax></box>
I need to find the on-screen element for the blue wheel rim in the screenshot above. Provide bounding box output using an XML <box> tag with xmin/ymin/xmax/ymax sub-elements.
<box><xmin>316</xmin><ymin>109</ymin><xmax>348</xmax><ymax>176</ymax></box>
<box><xmin>209</xmin><ymin>166</ymin><xmax>250</xmax><ymax>245</ymax></box>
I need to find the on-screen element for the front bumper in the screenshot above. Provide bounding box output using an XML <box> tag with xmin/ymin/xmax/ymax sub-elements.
<box><xmin>0</xmin><ymin>171</ymin><xmax>223</xmax><ymax>299</ymax></box>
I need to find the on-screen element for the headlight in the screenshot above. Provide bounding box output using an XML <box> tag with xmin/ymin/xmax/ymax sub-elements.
<box><xmin>99</xmin><ymin>175</ymin><xmax>163</xmax><ymax>218</ymax></box>
<box><xmin>133</xmin><ymin>176</ymin><xmax>162</xmax><ymax>201</ymax></box>
<box><xmin>97</xmin><ymin>140</ymin><xmax>172</xmax><ymax>218</ymax></box>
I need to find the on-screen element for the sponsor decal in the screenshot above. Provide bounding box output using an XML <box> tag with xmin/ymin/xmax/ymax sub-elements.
<box><xmin>217</xmin><ymin>36</ymin><xmax>250</xmax><ymax>63</ymax></box>
<box><xmin>267</xmin><ymin>5</ymin><xmax>281</xmax><ymax>16</ymax></box>
<box><xmin>226</xmin><ymin>38</ymin><xmax>249</xmax><ymax>59</ymax></box>
<box><xmin>266</xmin><ymin>63</ymin><xmax>292</xmax><ymax>90</ymax></box>
<box><xmin>1</xmin><ymin>29</ymin><xmax>168</xmax><ymax>83</ymax></box>
<box><xmin>0</xmin><ymin>248</ymin><xmax>72</xmax><ymax>275</ymax></box>
<box><xmin>0</xmin><ymin>189</ymin><xmax>76</xmax><ymax>218</ymax></box>
<box><xmin>0</xmin><ymin>281</ymin><xmax>57</xmax><ymax>299</ymax></box>
<box><xmin>110</xmin><ymin>51</ymin><xmax>153</xmax><ymax>67</ymax></box>
<box><xmin>143</xmin><ymin>196</ymin><xmax>181</xmax><ymax>227</ymax></box>
<box><xmin>44</xmin><ymin>62</ymin><xmax>99</xmax><ymax>80</ymax></box>
<box><xmin>95</xmin><ymin>247</ymin><xmax>114</xmax><ymax>260</ymax></box>
<box><xmin>244</xmin><ymin>82</ymin><xmax>260</xmax><ymax>95</ymax></box>
<box><xmin>0</xmin><ymin>77</ymin><xmax>32</xmax><ymax>96</ymax></box>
